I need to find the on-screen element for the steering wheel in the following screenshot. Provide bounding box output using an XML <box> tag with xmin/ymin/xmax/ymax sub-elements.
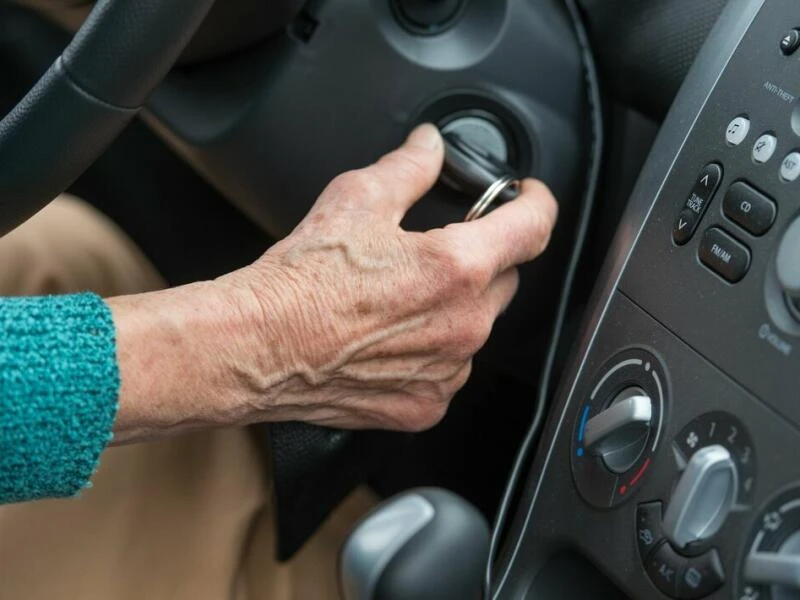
<box><xmin>0</xmin><ymin>0</ymin><xmax>215</xmax><ymax>235</ymax></box>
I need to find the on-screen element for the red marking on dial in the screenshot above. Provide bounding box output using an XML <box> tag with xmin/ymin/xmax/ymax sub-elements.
<box><xmin>628</xmin><ymin>457</ymin><xmax>652</xmax><ymax>487</ymax></box>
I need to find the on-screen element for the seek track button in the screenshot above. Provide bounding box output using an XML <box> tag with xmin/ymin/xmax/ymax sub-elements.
<box><xmin>672</xmin><ymin>163</ymin><xmax>723</xmax><ymax>245</ymax></box>
<box><xmin>674</xmin><ymin>210</ymin><xmax>699</xmax><ymax>246</ymax></box>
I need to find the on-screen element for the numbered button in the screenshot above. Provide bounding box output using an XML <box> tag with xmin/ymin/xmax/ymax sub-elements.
<box><xmin>726</xmin><ymin>117</ymin><xmax>751</xmax><ymax>146</ymax></box>
<box><xmin>781</xmin><ymin>152</ymin><xmax>800</xmax><ymax>182</ymax></box>
<box><xmin>753</xmin><ymin>133</ymin><xmax>778</xmax><ymax>164</ymax></box>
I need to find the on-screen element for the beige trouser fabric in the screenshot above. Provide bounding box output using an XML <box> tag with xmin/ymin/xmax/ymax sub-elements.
<box><xmin>0</xmin><ymin>196</ymin><xmax>377</xmax><ymax>599</ymax></box>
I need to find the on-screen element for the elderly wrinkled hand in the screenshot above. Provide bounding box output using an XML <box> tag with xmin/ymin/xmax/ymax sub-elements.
<box><xmin>110</xmin><ymin>124</ymin><xmax>558</xmax><ymax>442</ymax></box>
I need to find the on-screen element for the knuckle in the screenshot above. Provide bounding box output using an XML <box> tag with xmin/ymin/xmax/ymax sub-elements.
<box><xmin>328</xmin><ymin>169</ymin><xmax>382</xmax><ymax>205</ymax></box>
<box><xmin>438</xmin><ymin>244</ymin><xmax>489</xmax><ymax>292</ymax></box>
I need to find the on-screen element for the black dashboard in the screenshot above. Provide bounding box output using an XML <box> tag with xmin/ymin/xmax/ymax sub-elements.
<box><xmin>495</xmin><ymin>0</ymin><xmax>800</xmax><ymax>598</ymax></box>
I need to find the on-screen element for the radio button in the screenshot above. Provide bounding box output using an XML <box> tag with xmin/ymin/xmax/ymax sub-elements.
<box><xmin>722</xmin><ymin>182</ymin><xmax>776</xmax><ymax>236</ymax></box>
<box><xmin>699</xmin><ymin>228</ymin><xmax>751</xmax><ymax>283</ymax></box>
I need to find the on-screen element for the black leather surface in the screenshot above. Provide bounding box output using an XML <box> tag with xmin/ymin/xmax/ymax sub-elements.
<box><xmin>261</xmin><ymin>422</ymin><xmax>403</xmax><ymax>560</ymax></box>
<box><xmin>581</xmin><ymin>0</ymin><xmax>728</xmax><ymax>120</ymax></box>
<box><xmin>62</xmin><ymin>0</ymin><xmax>217</xmax><ymax>108</ymax></box>
<box><xmin>0</xmin><ymin>0</ymin><xmax>215</xmax><ymax>234</ymax></box>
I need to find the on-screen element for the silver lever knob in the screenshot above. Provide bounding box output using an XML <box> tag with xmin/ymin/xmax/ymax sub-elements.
<box><xmin>744</xmin><ymin>530</ymin><xmax>800</xmax><ymax>598</ymax></box>
<box><xmin>583</xmin><ymin>388</ymin><xmax>652</xmax><ymax>474</ymax></box>
<box><xmin>340</xmin><ymin>488</ymin><xmax>489</xmax><ymax>600</ymax></box>
<box><xmin>662</xmin><ymin>444</ymin><xmax>738</xmax><ymax>548</ymax></box>
<box><xmin>745</xmin><ymin>552</ymin><xmax>800</xmax><ymax>588</ymax></box>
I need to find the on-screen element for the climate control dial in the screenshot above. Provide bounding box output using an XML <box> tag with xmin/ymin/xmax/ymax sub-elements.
<box><xmin>777</xmin><ymin>215</ymin><xmax>800</xmax><ymax>321</ymax></box>
<box><xmin>739</xmin><ymin>486</ymin><xmax>800</xmax><ymax>600</ymax></box>
<box><xmin>583</xmin><ymin>387</ymin><xmax>653</xmax><ymax>474</ymax></box>
<box><xmin>662</xmin><ymin>444</ymin><xmax>738</xmax><ymax>549</ymax></box>
<box><xmin>571</xmin><ymin>349</ymin><xmax>666</xmax><ymax>508</ymax></box>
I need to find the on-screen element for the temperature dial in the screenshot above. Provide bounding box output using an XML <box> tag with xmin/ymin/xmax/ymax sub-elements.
<box><xmin>739</xmin><ymin>486</ymin><xmax>800</xmax><ymax>600</ymax></box>
<box><xmin>572</xmin><ymin>349</ymin><xmax>666</xmax><ymax>508</ymax></box>
<box><xmin>583</xmin><ymin>387</ymin><xmax>652</xmax><ymax>474</ymax></box>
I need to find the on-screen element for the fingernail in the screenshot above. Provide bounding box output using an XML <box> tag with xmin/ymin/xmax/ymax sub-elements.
<box><xmin>407</xmin><ymin>123</ymin><xmax>441</xmax><ymax>150</ymax></box>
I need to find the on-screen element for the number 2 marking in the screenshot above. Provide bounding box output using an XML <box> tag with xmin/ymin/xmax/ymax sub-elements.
<box><xmin>728</xmin><ymin>426</ymin><xmax>739</xmax><ymax>444</ymax></box>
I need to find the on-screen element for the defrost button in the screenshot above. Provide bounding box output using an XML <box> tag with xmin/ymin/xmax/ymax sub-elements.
<box><xmin>677</xmin><ymin>549</ymin><xmax>725</xmax><ymax>599</ymax></box>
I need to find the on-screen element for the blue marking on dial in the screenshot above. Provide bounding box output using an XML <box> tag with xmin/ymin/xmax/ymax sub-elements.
<box><xmin>578</xmin><ymin>405</ymin><xmax>591</xmax><ymax>443</ymax></box>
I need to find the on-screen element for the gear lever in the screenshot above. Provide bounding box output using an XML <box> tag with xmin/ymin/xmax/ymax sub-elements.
<box><xmin>339</xmin><ymin>488</ymin><xmax>489</xmax><ymax>600</ymax></box>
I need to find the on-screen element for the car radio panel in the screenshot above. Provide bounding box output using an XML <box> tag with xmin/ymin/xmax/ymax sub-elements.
<box><xmin>495</xmin><ymin>1</ymin><xmax>800</xmax><ymax>598</ymax></box>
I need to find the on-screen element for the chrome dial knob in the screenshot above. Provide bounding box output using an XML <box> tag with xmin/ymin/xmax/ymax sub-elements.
<box><xmin>583</xmin><ymin>387</ymin><xmax>652</xmax><ymax>474</ymax></box>
<box><xmin>777</xmin><ymin>216</ymin><xmax>800</xmax><ymax>320</ymax></box>
<box><xmin>662</xmin><ymin>444</ymin><xmax>738</xmax><ymax>549</ymax></box>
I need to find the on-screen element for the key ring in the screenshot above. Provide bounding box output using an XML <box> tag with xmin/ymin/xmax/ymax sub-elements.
<box><xmin>464</xmin><ymin>176</ymin><xmax>520</xmax><ymax>222</ymax></box>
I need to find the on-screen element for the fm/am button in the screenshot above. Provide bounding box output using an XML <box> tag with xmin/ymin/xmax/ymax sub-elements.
<box><xmin>699</xmin><ymin>228</ymin><xmax>751</xmax><ymax>283</ymax></box>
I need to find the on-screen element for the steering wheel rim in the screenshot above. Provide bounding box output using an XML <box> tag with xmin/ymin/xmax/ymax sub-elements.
<box><xmin>0</xmin><ymin>0</ymin><xmax>216</xmax><ymax>235</ymax></box>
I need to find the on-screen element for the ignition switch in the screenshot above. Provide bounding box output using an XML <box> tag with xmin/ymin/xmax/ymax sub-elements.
<box><xmin>438</xmin><ymin>113</ymin><xmax>521</xmax><ymax>220</ymax></box>
<box><xmin>392</xmin><ymin>0</ymin><xmax>465</xmax><ymax>35</ymax></box>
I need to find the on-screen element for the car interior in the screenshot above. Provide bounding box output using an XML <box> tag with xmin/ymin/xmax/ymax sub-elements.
<box><xmin>1</xmin><ymin>0</ymin><xmax>798</xmax><ymax>598</ymax></box>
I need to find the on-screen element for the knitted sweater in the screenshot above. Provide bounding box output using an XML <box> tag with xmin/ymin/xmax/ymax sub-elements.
<box><xmin>0</xmin><ymin>293</ymin><xmax>119</xmax><ymax>504</ymax></box>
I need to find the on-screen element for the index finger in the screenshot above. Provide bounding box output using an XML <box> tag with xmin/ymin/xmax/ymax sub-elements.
<box><xmin>448</xmin><ymin>179</ymin><xmax>558</xmax><ymax>275</ymax></box>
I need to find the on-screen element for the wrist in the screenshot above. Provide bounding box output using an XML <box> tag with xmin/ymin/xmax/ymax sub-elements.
<box><xmin>109</xmin><ymin>276</ymin><xmax>292</xmax><ymax>443</ymax></box>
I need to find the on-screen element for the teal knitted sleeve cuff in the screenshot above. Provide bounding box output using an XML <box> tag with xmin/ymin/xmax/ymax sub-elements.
<box><xmin>0</xmin><ymin>293</ymin><xmax>120</xmax><ymax>504</ymax></box>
